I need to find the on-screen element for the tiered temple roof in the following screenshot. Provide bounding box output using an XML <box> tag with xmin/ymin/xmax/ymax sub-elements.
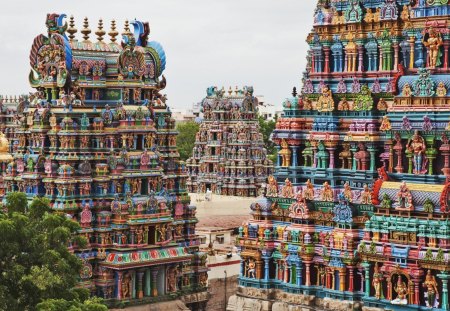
<box><xmin>1</xmin><ymin>13</ymin><xmax>208</xmax><ymax>308</ymax></box>
<box><xmin>186</xmin><ymin>86</ymin><xmax>273</xmax><ymax>197</ymax></box>
<box><xmin>231</xmin><ymin>1</ymin><xmax>450</xmax><ymax>311</ymax></box>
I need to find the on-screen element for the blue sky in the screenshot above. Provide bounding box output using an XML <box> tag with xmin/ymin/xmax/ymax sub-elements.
<box><xmin>0</xmin><ymin>0</ymin><xmax>315</xmax><ymax>109</ymax></box>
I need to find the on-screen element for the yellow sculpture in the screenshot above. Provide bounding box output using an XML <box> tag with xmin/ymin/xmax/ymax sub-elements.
<box><xmin>317</xmin><ymin>86</ymin><xmax>335</xmax><ymax>112</ymax></box>
<box><xmin>321</xmin><ymin>182</ymin><xmax>334</xmax><ymax>202</ymax></box>
<box><xmin>402</xmin><ymin>83</ymin><xmax>412</xmax><ymax>97</ymax></box>
<box><xmin>0</xmin><ymin>132</ymin><xmax>12</xmax><ymax>162</ymax></box>
<box><xmin>423</xmin><ymin>270</ymin><xmax>438</xmax><ymax>308</ymax></box>
<box><xmin>423</xmin><ymin>27</ymin><xmax>443</xmax><ymax>69</ymax></box>
<box><xmin>278</xmin><ymin>139</ymin><xmax>292</xmax><ymax>167</ymax></box>
<box><xmin>436</xmin><ymin>82</ymin><xmax>447</xmax><ymax>97</ymax></box>
<box><xmin>372</xmin><ymin>263</ymin><xmax>383</xmax><ymax>300</ymax></box>
<box><xmin>380</xmin><ymin>115</ymin><xmax>392</xmax><ymax>131</ymax></box>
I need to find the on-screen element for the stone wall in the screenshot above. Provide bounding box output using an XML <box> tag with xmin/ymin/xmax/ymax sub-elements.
<box><xmin>207</xmin><ymin>275</ymin><xmax>239</xmax><ymax>311</ymax></box>
<box><xmin>226</xmin><ymin>286</ymin><xmax>370</xmax><ymax>311</ymax></box>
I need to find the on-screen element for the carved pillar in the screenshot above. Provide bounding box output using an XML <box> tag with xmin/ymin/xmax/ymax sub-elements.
<box><xmin>413</xmin><ymin>278</ymin><xmax>419</xmax><ymax>305</ymax></box>
<box><xmin>358</xmin><ymin>45</ymin><xmax>364</xmax><ymax>72</ymax></box>
<box><xmin>444</xmin><ymin>40</ymin><xmax>450</xmax><ymax>69</ymax></box>
<box><xmin>137</xmin><ymin>270</ymin><xmax>144</xmax><ymax>298</ymax></box>
<box><xmin>351</xmin><ymin>145</ymin><xmax>358</xmax><ymax>171</ymax></box>
<box><xmin>256</xmin><ymin>260</ymin><xmax>263</xmax><ymax>279</ymax></box>
<box><xmin>305</xmin><ymin>261</ymin><xmax>311</xmax><ymax>286</ymax></box>
<box><xmin>339</xmin><ymin>268</ymin><xmax>346</xmax><ymax>291</ymax></box>
<box><xmin>296</xmin><ymin>262</ymin><xmax>302</xmax><ymax>286</ymax></box>
<box><xmin>327</xmin><ymin>148</ymin><xmax>335</xmax><ymax>169</ymax></box>
<box><xmin>151</xmin><ymin>268</ymin><xmax>158</xmax><ymax>297</ymax></box>
<box><xmin>326</xmin><ymin>269</ymin><xmax>332</xmax><ymax>289</ymax></box>
<box><xmin>344</xmin><ymin>53</ymin><xmax>348</xmax><ymax>72</ymax></box>
<box><xmin>263</xmin><ymin>257</ymin><xmax>270</xmax><ymax>281</ymax></box>
<box><xmin>368</xmin><ymin>146</ymin><xmax>376</xmax><ymax>172</ymax></box>
<box><xmin>324</xmin><ymin>47</ymin><xmax>331</xmax><ymax>73</ymax></box>
<box><xmin>116</xmin><ymin>271</ymin><xmax>123</xmax><ymax>299</ymax></box>
<box><xmin>284</xmin><ymin>264</ymin><xmax>289</xmax><ymax>283</ymax></box>
<box><xmin>131</xmin><ymin>271</ymin><xmax>136</xmax><ymax>299</ymax></box>
<box><xmin>408</xmin><ymin>37</ymin><xmax>415</xmax><ymax>69</ymax></box>
<box><xmin>379</xmin><ymin>51</ymin><xmax>384</xmax><ymax>71</ymax></box>
<box><xmin>439</xmin><ymin>272</ymin><xmax>450</xmax><ymax>310</ymax></box>
<box><xmin>276</xmin><ymin>146</ymin><xmax>281</xmax><ymax>167</ymax></box>
<box><xmin>292</xmin><ymin>146</ymin><xmax>299</xmax><ymax>167</ymax></box>
<box><xmin>393</xmin><ymin>43</ymin><xmax>399</xmax><ymax>70</ymax></box>
<box><xmin>362</xmin><ymin>262</ymin><xmax>371</xmax><ymax>297</ymax></box>
<box><xmin>348</xmin><ymin>266</ymin><xmax>354</xmax><ymax>292</ymax></box>
<box><xmin>145</xmin><ymin>269</ymin><xmax>151</xmax><ymax>297</ymax></box>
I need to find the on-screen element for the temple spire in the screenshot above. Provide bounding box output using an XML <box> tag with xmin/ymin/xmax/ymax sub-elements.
<box><xmin>122</xmin><ymin>19</ymin><xmax>132</xmax><ymax>37</ymax></box>
<box><xmin>67</xmin><ymin>15</ymin><xmax>77</xmax><ymax>41</ymax></box>
<box><xmin>109</xmin><ymin>19</ymin><xmax>119</xmax><ymax>43</ymax></box>
<box><xmin>95</xmin><ymin>18</ymin><xmax>106</xmax><ymax>42</ymax></box>
<box><xmin>81</xmin><ymin>17</ymin><xmax>91</xmax><ymax>42</ymax></box>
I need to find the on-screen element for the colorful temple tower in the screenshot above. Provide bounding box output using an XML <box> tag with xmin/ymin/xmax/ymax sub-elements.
<box><xmin>230</xmin><ymin>1</ymin><xmax>450</xmax><ymax>311</ymax></box>
<box><xmin>2</xmin><ymin>14</ymin><xmax>208</xmax><ymax>309</ymax></box>
<box><xmin>186</xmin><ymin>87</ymin><xmax>273</xmax><ymax>197</ymax></box>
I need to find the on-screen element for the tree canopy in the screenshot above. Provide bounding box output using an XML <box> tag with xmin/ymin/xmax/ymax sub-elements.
<box><xmin>176</xmin><ymin>120</ymin><xmax>200</xmax><ymax>161</ymax></box>
<box><xmin>258</xmin><ymin>115</ymin><xmax>277</xmax><ymax>162</ymax></box>
<box><xmin>0</xmin><ymin>192</ymin><xmax>106</xmax><ymax>311</ymax></box>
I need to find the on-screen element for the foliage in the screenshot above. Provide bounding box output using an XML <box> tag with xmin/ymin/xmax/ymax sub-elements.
<box><xmin>176</xmin><ymin>120</ymin><xmax>200</xmax><ymax>161</ymax></box>
<box><xmin>258</xmin><ymin>115</ymin><xmax>277</xmax><ymax>162</ymax></box>
<box><xmin>37</xmin><ymin>297</ymin><xmax>108</xmax><ymax>311</ymax></box>
<box><xmin>0</xmin><ymin>192</ymin><xmax>104</xmax><ymax>311</ymax></box>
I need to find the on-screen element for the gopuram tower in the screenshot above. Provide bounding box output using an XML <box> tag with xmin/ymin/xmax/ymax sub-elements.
<box><xmin>2</xmin><ymin>14</ymin><xmax>208</xmax><ymax>309</ymax></box>
<box><xmin>186</xmin><ymin>86</ymin><xmax>273</xmax><ymax>197</ymax></box>
<box><xmin>229</xmin><ymin>1</ymin><xmax>450</xmax><ymax>311</ymax></box>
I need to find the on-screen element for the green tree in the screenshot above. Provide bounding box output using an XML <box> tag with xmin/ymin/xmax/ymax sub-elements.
<box><xmin>0</xmin><ymin>193</ymin><xmax>106</xmax><ymax>311</ymax></box>
<box><xmin>258</xmin><ymin>115</ymin><xmax>277</xmax><ymax>162</ymax></box>
<box><xmin>176</xmin><ymin>120</ymin><xmax>200</xmax><ymax>161</ymax></box>
<box><xmin>37</xmin><ymin>297</ymin><xmax>107</xmax><ymax>311</ymax></box>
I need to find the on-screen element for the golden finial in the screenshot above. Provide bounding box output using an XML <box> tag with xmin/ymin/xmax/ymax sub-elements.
<box><xmin>228</xmin><ymin>86</ymin><xmax>233</xmax><ymax>96</ymax></box>
<box><xmin>109</xmin><ymin>19</ymin><xmax>119</xmax><ymax>43</ymax></box>
<box><xmin>67</xmin><ymin>15</ymin><xmax>77</xmax><ymax>41</ymax></box>
<box><xmin>95</xmin><ymin>18</ymin><xmax>106</xmax><ymax>42</ymax></box>
<box><xmin>235</xmin><ymin>86</ymin><xmax>239</xmax><ymax>95</ymax></box>
<box><xmin>81</xmin><ymin>17</ymin><xmax>91</xmax><ymax>42</ymax></box>
<box><xmin>122</xmin><ymin>20</ymin><xmax>132</xmax><ymax>37</ymax></box>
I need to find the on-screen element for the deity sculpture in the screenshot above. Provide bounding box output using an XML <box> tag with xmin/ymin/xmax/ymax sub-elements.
<box><xmin>360</xmin><ymin>184</ymin><xmax>372</xmax><ymax>205</ymax></box>
<box><xmin>423</xmin><ymin>270</ymin><xmax>439</xmax><ymax>308</ymax></box>
<box><xmin>402</xmin><ymin>83</ymin><xmax>412</xmax><ymax>97</ymax></box>
<box><xmin>396</xmin><ymin>181</ymin><xmax>413</xmax><ymax>210</ymax></box>
<box><xmin>436</xmin><ymin>82</ymin><xmax>447</xmax><ymax>97</ymax></box>
<box><xmin>377</xmin><ymin>98</ymin><xmax>388</xmax><ymax>111</ymax></box>
<box><xmin>279</xmin><ymin>139</ymin><xmax>292</xmax><ymax>167</ymax></box>
<box><xmin>380</xmin><ymin>115</ymin><xmax>392</xmax><ymax>131</ymax></box>
<box><xmin>266</xmin><ymin>176</ymin><xmax>278</xmax><ymax>197</ymax></box>
<box><xmin>321</xmin><ymin>182</ymin><xmax>334</xmax><ymax>202</ymax></box>
<box><xmin>407</xmin><ymin>130</ymin><xmax>427</xmax><ymax>174</ymax></box>
<box><xmin>339</xmin><ymin>143</ymin><xmax>352</xmax><ymax>169</ymax></box>
<box><xmin>304</xmin><ymin>179</ymin><xmax>315</xmax><ymax>200</ymax></box>
<box><xmin>121</xmin><ymin>273</ymin><xmax>132</xmax><ymax>298</ymax></box>
<box><xmin>423</xmin><ymin>27</ymin><xmax>443</xmax><ymax>69</ymax></box>
<box><xmin>281</xmin><ymin>178</ymin><xmax>295</xmax><ymax>198</ymax></box>
<box><xmin>342</xmin><ymin>182</ymin><xmax>352</xmax><ymax>202</ymax></box>
<box><xmin>337</xmin><ymin>99</ymin><xmax>350</xmax><ymax>111</ymax></box>
<box><xmin>316</xmin><ymin>85</ymin><xmax>335</xmax><ymax>112</ymax></box>
<box><xmin>372</xmin><ymin>263</ymin><xmax>383</xmax><ymax>300</ymax></box>
<box><xmin>392</xmin><ymin>275</ymin><xmax>408</xmax><ymax>305</ymax></box>
<box><xmin>246</xmin><ymin>259</ymin><xmax>256</xmax><ymax>278</ymax></box>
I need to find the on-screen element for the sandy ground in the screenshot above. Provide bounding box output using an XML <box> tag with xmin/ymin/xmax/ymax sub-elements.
<box><xmin>190</xmin><ymin>194</ymin><xmax>254</xmax><ymax>228</ymax></box>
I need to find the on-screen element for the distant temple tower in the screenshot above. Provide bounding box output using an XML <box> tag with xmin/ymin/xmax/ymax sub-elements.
<box><xmin>186</xmin><ymin>86</ymin><xmax>273</xmax><ymax>197</ymax></box>
<box><xmin>2</xmin><ymin>14</ymin><xmax>208</xmax><ymax>308</ymax></box>
<box><xmin>230</xmin><ymin>1</ymin><xmax>450</xmax><ymax>311</ymax></box>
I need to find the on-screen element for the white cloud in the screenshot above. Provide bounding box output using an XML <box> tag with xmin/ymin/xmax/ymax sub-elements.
<box><xmin>0</xmin><ymin>0</ymin><xmax>315</xmax><ymax>109</ymax></box>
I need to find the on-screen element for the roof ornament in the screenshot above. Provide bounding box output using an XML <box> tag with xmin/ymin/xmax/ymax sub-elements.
<box><xmin>95</xmin><ymin>18</ymin><xmax>106</xmax><ymax>42</ymax></box>
<box><xmin>67</xmin><ymin>15</ymin><xmax>77</xmax><ymax>41</ymax></box>
<box><xmin>81</xmin><ymin>17</ymin><xmax>91</xmax><ymax>42</ymax></box>
<box><xmin>109</xmin><ymin>20</ymin><xmax>119</xmax><ymax>43</ymax></box>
